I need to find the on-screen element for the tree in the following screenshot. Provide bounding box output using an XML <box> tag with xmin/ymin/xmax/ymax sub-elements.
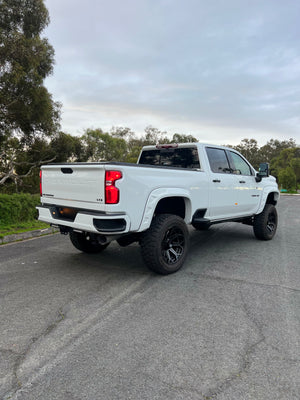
<box><xmin>278</xmin><ymin>167</ymin><xmax>297</xmax><ymax>191</ymax></box>
<box><xmin>81</xmin><ymin>129</ymin><xmax>128</xmax><ymax>162</ymax></box>
<box><xmin>110</xmin><ymin>126</ymin><xmax>135</xmax><ymax>140</ymax></box>
<box><xmin>0</xmin><ymin>0</ymin><xmax>60</xmax><ymax>144</ymax></box>
<box><xmin>232</xmin><ymin>139</ymin><xmax>260</xmax><ymax>169</ymax></box>
<box><xmin>0</xmin><ymin>0</ymin><xmax>60</xmax><ymax>192</ymax></box>
<box><xmin>271</xmin><ymin>147</ymin><xmax>300</xmax><ymax>188</ymax></box>
<box><xmin>290</xmin><ymin>157</ymin><xmax>300</xmax><ymax>186</ymax></box>
<box><xmin>123</xmin><ymin>136</ymin><xmax>145</xmax><ymax>163</ymax></box>
<box><xmin>143</xmin><ymin>126</ymin><xmax>170</xmax><ymax>145</ymax></box>
<box><xmin>172</xmin><ymin>133</ymin><xmax>197</xmax><ymax>143</ymax></box>
<box><xmin>260</xmin><ymin>138</ymin><xmax>296</xmax><ymax>163</ymax></box>
<box><xmin>50</xmin><ymin>132</ymin><xmax>85</xmax><ymax>162</ymax></box>
<box><xmin>124</xmin><ymin>126</ymin><xmax>169</xmax><ymax>162</ymax></box>
<box><xmin>0</xmin><ymin>136</ymin><xmax>55</xmax><ymax>192</ymax></box>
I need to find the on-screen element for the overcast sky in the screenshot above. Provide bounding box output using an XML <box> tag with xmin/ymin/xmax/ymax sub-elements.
<box><xmin>44</xmin><ymin>0</ymin><xmax>300</xmax><ymax>145</ymax></box>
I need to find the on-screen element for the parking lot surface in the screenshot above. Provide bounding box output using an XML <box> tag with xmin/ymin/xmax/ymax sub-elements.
<box><xmin>0</xmin><ymin>196</ymin><xmax>299</xmax><ymax>399</ymax></box>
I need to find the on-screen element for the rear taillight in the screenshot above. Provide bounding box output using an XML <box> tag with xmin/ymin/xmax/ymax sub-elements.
<box><xmin>105</xmin><ymin>170</ymin><xmax>122</xmax><ymax>204</ymax></box>
<box><xmin>39</xmin><ymin>170</ymin><xmax>42</xmax><ymax>196</ymax></box>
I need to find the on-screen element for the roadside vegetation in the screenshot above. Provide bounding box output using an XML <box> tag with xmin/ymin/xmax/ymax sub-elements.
<box><xmin>231</xmin><ymin>138</ymin><xmax>300</xmax><ymax>193</ymax></box>
<box><xmin>0</xmin><ymin>193</ymin><xmax>49</xmax><ymax>238</ymax></box>
<box><xmin>0</xmin><ymin>220</ymin><xmax>49</xmax><ymax>239</ymax></box>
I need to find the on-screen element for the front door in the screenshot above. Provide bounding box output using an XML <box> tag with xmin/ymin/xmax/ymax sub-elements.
<box><xmin>228</xmin><ymin>151</ymin><xmax>260</xmax><ymax>214</ymax></box>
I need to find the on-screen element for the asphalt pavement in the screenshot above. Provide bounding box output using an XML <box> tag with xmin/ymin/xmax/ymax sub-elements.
<box><xmin>0</xmin><ymin>196</ymin><xmax>299</xmax><ymax>400</ymax></box>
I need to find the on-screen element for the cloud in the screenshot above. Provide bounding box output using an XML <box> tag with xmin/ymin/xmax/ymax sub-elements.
<box><xmin>44</xmin><ymin>0</ymin><xmax>300</xmax><ymax>145</ymax></box>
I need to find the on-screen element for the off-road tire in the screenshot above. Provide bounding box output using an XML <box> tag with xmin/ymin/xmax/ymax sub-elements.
<box><xmin>140</xmin><ymin>214</ymin><xmax>189</xmax><ymax>275</ymax></box>
<box><xmin>69</xmin><ymin>231</ymin><xmax>109</xmax><ymax>253</ymax></box>
<box><xmin>253</xmin><ymin>204</ymin><xmax>278</xmax><ymax>240</ymax></box>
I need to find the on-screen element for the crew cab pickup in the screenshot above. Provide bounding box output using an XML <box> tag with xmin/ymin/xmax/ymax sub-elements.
<box><xmin>37</xmin><ymin>143</ymin><xmax>279</xmax><ymax>274</ymax></box>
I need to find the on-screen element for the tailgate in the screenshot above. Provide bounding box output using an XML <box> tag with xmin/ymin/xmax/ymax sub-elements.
<box><xmin>41</xmin><ymin>164</ymin><xmax>106</xmax><ymax>206</ymax></box>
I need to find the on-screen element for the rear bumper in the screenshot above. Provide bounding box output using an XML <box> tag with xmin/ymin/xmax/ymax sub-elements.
<box><xmin>37</xmin><ymin>205</ymin><xmax>130</xmax><ymax>234</ymax></box>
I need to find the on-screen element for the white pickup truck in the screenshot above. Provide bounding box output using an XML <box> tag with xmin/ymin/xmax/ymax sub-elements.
<box><xmin>37</xmin><ymin>142</ymin><xmax>279</xmax><ymax>274</ymax></box>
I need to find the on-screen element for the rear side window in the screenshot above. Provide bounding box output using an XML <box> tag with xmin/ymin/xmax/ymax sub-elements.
<box><xmin>139</xmin><ymin>147</ymin><xmax>200</xmax><ymax>169</ymax></box>
<box><xmin>206</xmin><ymin>148</ymin><xmax>231</xmax><ymax>173</ymax></box>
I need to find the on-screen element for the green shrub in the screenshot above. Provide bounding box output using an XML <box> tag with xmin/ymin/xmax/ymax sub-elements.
<box><xmin>0</xmin><ymin>194</ymin><xmax>40</xmax><ymax>226</ymax></box>
<box><xmin>278</xmin><ymin>167</ymin><xmax>297</xmax><ymax>191</ymax></box>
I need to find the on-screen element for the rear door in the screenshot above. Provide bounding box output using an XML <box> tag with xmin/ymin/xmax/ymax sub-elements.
<box><xmin>205</xmin><ymin>147</ymin><xmax>240</xmax><ymax>219</ymax></box>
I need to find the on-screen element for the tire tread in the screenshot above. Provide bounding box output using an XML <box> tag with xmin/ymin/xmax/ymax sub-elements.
<box><xmin>140</xmin><ymin>214</ymin><xmax>189</xmax><ymax>274</ymax></box>
<box><xmin>253</xmin><ymin>204</ymin><xmax>278</xmax><ymax>240</ymax></box>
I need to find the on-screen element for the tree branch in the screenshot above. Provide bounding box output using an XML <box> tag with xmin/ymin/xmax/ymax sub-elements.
<box><xmin>0</xmin><ymin>156</ymin><xmax>56</xmax><ymax>185</ymax></box>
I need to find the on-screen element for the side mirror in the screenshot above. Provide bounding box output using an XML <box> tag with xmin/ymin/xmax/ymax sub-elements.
<box><xmin>256</xmin><ymin>162</ymin><xmax>269</xmax><ymax>182</ymax></box>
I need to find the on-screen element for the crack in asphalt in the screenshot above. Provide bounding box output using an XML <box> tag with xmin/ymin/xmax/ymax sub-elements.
<box><xmin>185</xmin><ymin>271</ymin><xmax>300</xmax><ymax>294</ymax></box>
<box><xmin>0</xmin><ymin>348</ymin><xmax>23</xmax><ymax>394</ymax></box>
<box><xmin>186</xmin><ymin>229</ymin><xmax>300</xmax><ymax>400</ymax></box>
<box><xmin>199</xmin><ymin>272</ymin><xmax>300</xmax><ymax>400</ymax></box>
<box><xmin>7</xmin><ymin>270</ymin><xmax>296</xmax><ymax>400</ymax></box>
<box><xmin>2</xmin><ymin>307</ymin><xmax>66</xmax><ymax>400</ymax></box>
<box><xmin>43</xmin><ymin>308</ymin><xmax>65</xmax><ymax>336</ymax></box>
<box><xmin>3</xmin><ymin>276</ymin><xmax>155</xmax><ymax>400</ymax></box>
<box><xmin>201</xmin><ymin>289</ymin><xmax>266</xmax><ymax>399</ymax></box>
<box><xmin>268</xmin><ymin>344</ymin><xmax>300</xmax><ymax>363</ymax></box>
<box><xmin>201</xmin><ymin>340</ymin><xmax>266</xmax><ymax>400</ymax></box>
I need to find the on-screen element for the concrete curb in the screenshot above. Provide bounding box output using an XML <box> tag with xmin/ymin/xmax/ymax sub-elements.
<box><xmin>0</xmin><ymin>227</ymin><xmax>59</xmax><ymax>245</ymax></box>
<box><xmin>280</xmin><ymin>193</ymin><xmax>300</xmax><ymax>196</ymax></box>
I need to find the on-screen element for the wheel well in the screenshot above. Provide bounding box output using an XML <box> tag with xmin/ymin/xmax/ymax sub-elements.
<box><xmin>154</xmin><ymin>197</ymin><xmax>186</xmax><ymax>219</ymax></box>
<box><xmin>266</xmin><ymin>192</ymin><xmax>278</xmax><ymax>206</ymax></box>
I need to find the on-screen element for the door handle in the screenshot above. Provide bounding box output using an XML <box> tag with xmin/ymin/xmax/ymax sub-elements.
<box><xmin>239</xmin><ymin>180</ymin><xmax>246</xmax><ymax>183</ymax></box>
<box><xmin>213</xmin><ymin>179</ymin><xmax>221</xmax><ymax>183</ymax></box>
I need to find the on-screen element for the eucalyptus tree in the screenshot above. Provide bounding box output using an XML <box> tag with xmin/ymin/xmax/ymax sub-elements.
<box><xmin>0</xmin><ymin>0</ymin><xmax>60</xmax><ymax>191</ymax></box>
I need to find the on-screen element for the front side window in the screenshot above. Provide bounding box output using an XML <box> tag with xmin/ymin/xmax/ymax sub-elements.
<box><xmin>206</xmin><ymin>148</ymin><xmax>230</xmax><ymax>173</ymax></box>
<box><xmin>229</xmin><ymin>152</ymin><xmax>253</xmax><ymax>176</ymax></box>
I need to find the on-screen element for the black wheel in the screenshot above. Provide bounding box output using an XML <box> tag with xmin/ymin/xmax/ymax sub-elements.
<box><xmin>69</xmin><ymin>231</ymin><xmax>109</xmax><ymax>253</ymax></box>
<box><xmin>140</xmin><ymin>214</ymin><xmax>189</xmax><ymax>275</ymax></box>
<box><xmin>253</xmin><ymin>204</ymin><xmax>278</xmax><ymax>240</ymax></box>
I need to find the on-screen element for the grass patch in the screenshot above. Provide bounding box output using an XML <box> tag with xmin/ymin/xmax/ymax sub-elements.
<box><xmin>0</xmin><ymin>221</ymin><xmax>50</xmax><ymax>239</ymax></box>
<box><xmin>0</xmin><ymin>193</ymin><xmax>41</xmax><ymax>224</ymax></box>
<box><xmin>281</xmin><ymin>189</ymin><xmax>299</xmax><ymax>194</ymax></box>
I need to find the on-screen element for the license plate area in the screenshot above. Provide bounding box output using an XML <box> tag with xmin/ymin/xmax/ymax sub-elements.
<box><xmin>49</xmin><ymin>206</ymin><xmax>78</xmax><ymax>222</ymax></box>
